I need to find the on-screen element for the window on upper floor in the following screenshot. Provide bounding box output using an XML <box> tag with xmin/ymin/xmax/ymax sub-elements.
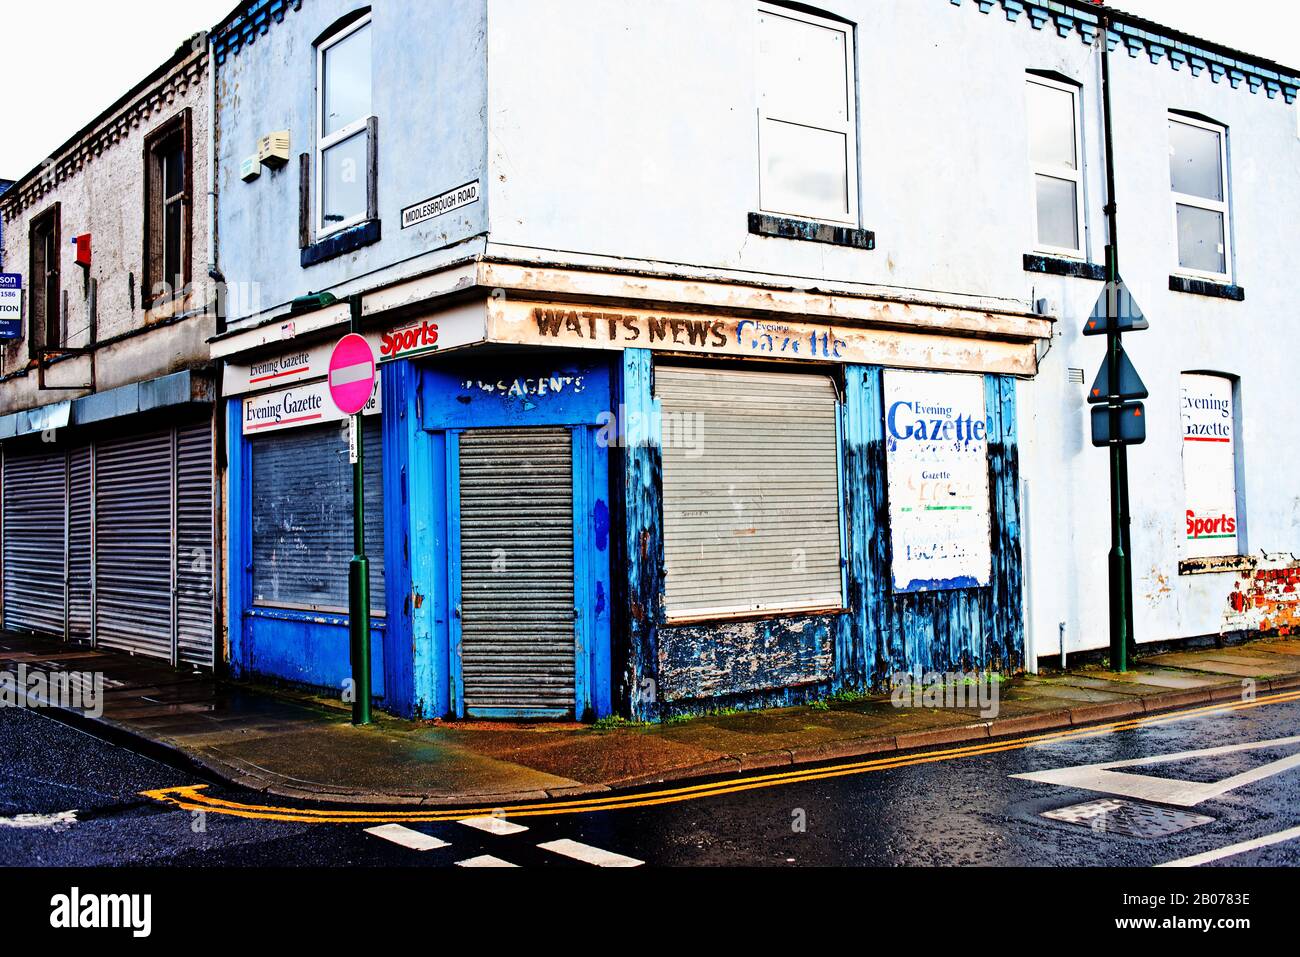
<box><xmin>1180</xmin><ymin>373</ymin><xmax>1242</xmax><ymax>558</ymax></box>
<box><xmin>1027</xmin><ymin>74</ymin><xmax>1084</xmax><ymax>257</ymax></box>
<box><xmin>1169</xmin><ymin>115</ymin><xmax>1232</xmax><ymax>282</ymax></box>
<box><xmin>756</xmin><ymin>4</ymin><xmax>858</xmax><ymax>226</ymax></box>
<box><xmin>28</xmin><ymin>203</ymin><xmax>61</xmax><ymax>358</ymax></box>
<box><xmin>144</xmin><ymin>110</ymin><xmax>192</xmax><ymax>306</ymax></box>
<box><xmin>317</xmin><ymin>13</ymin><xmax>374</xmax><ymax>237</ymax></box>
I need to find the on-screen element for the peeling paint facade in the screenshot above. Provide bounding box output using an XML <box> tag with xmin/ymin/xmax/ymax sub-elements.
<box><xmin>5</xmin><ymin>0</ymin><xmax>1290</xmax><ymax>721</ymax></box>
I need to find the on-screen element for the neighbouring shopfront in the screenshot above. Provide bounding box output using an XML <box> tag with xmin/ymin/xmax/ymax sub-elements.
<box><xmin>0</xmin><ymin>372</ymin><xmax>217</xmax><ymax>669</ymax></box>
<box><xmin>218</xmin><ymin>287</ymin><xmax>1037</xmax><ymax>722</ymax></box>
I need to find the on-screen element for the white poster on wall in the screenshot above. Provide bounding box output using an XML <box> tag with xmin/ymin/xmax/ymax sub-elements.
<box><xmin>1181</xmin><ymin>374</ymin><xmax>1238</xmax><ymax>558</ymax></box>
<box><xmin>883</xmin><ymin>369</ymin><xmax>993</xmax><ymax>593</ymax></box>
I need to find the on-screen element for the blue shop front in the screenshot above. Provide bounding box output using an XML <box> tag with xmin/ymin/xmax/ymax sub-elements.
<box><xmin>221</xmin><ymin>292</ymin><xmax>1035</xmax><ymax>723</ymax></box>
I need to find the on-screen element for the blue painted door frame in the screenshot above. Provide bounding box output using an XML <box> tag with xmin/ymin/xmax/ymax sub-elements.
<box><xmin>417</xmin><ymin>356</ymin><xmax>615</xmax><ymax>721</ymax></box>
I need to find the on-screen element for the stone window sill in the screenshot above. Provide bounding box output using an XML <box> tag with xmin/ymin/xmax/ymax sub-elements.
<box><xmin>1169</xmin><ymin>274</ymin><xmax>1245</xmax><ymax>301</ymax></box>
<box><xmin>748</xmin><ymin>212</ymin><xmax>875</xmax><ymax>250</ymax></box>
<box><xmin>1023</xmin><ymin>254</ymin><xmax>1106</xmax><ymax>281</ymax></box>
<box><xmin>302</xmin><ymin>219</ymin><xmax>381</xmax><ymax>268</ymax></box>
<box><xmin>1179</xmin><ymin>555</ymin><xmax>1256</xmax><ymax>576</ymax></box>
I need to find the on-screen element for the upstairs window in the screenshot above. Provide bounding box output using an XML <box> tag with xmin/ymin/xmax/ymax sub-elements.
<box><xmin>1169</xmin><ymin>115</ymin><xmax>1232</xmax><ymax>281</ymax></box>
<box><xmin>1027</xmin><ymin>75</ymin><xmax>1084</xmax><ymax>256</ymax></box>
<box><xmin>317</xmin><ymin>13</ymin><xmax>374</xmax><ymax>236</ymax></box>
<box><xmin>144</xmin><ymin>110</ymin><xmax>192</xmax><ymax>306</ymax></box>
<box><xmin>28</xmin><ymin>204</ymin><xmax>61</xmax><ymax>358</ymax></box>
<box><xmin>756</xmin><ymin>4</ymin><xmax>858</xmax><ymax>225</ymax></box>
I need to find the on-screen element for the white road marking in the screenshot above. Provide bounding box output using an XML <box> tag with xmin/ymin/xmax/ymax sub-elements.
<box><xmin>363</xmin><ymin>824</ymin><xmax>449</xmax><ymax>851</ymax></box>
<box><xmin>459</xmin><ymin>815</ymin><xmax>528</xmax><ymax>836</ymax></box>
<box><xmin>330</xmin><ymin>361</ymin><xmax>374</xmax><ymax>388</ymax></box>
<box><xmin>0</xmin><ymin>810</ymin><xmax>78</xmax><ymax>829</ymax></box>
<box><xmin>456</xmin><ymin>855</ymin><xmax>519</xmax><ymax>868</ymax></box>
<box><xmin>1012</xmin><ymin>734</ymin><xmax>1300</xmax><ymax>807</ymax></box>
<box><xmin>1159</xmin><ymin>825</ymin><xmax>1300</xmax><ymax>868</ymax></box>
<box><xmin>538</xmin><ymin>839</ymin><xmax>643</xmax><ymax>868</ymax></box>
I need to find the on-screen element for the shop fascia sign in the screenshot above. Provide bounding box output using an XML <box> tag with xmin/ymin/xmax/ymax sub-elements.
<box><xmin>487</xmin><ymin>299</ymin><xmax>1036</xmax><ymax>377</ymax></box>
<box><xmin>242</xmin><ymin>377</ymin><xmax>381</xmax><ymax>436</ymax></box>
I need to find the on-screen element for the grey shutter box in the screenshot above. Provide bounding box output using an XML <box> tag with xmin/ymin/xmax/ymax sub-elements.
<box><xmin>458</xmin><ymin>427</ymin><xmax>576</xmax><ymax>716</ymax></box>
<box><xmin>67</xmin><ymin>446</ymin><xmax>93</xmax><ymax>644</ymax></box>
<box><xmin>175</xmin><ymin>423</ymin><xmax>214</xmax><ymax>667</ymax></box>
<box><xmin>95</xmin><ymin>432</ymin><xmax>174</xmax><ymax>661</ymax></box>
<box><xmin>656</xmin><ymin>367</ymin><xmax>845</xmax><ymax>622</ymax></box>
<box><xmin>2</xmin><ymin>448</ymin><xmax>68</xmax><ymax>636</ymax></box>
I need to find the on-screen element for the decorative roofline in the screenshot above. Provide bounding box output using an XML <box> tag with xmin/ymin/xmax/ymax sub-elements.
<box><xmin>1</xmin><ymin>54</ymin><xmax>207</xmax><ymax>222</ymax></box>
<box><xmin>212</xmin><ymin>0</ymin><xmax>306</xmax><ymax>68</ymax></box>
<box><xmin>949</xmin><ymin>0</ymin><xmax>1299</xmax><ymax>105</ymax></box>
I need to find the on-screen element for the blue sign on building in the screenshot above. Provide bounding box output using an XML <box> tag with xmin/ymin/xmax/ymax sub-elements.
<box><xmin>0</xmin><ymin>274</ymin><xmax>22</xmax><ymax>340</ymax></box>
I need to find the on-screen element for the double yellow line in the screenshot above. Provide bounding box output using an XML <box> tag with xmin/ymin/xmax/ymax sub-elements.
<box><xmin>141</xmin><ymin>688</ymin><xmax>1300</xmax><ymax>824</ymax></box>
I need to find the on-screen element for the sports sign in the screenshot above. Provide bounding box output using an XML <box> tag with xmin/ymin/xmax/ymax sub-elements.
<box><xmin>1181</xmin><ymin>374</ymin><xmax>1238</xmax><ymax>557</ymax></box>
<box><xmin>883</xmin><ymin>370</ymin><xmax>993</xmax><ymax>593</ymax></box>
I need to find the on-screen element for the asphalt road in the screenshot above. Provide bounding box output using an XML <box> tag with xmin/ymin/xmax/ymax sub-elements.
<box><xmin>2</xmin><ymin>694</ymin><xmax>1299</xmax><ymax>868</ymax></box>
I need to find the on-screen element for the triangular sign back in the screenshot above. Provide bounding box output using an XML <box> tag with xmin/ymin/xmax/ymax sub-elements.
<box><xmin>1089</xmin><ymin>345</ymin><xmax>1149</xmax><ymax>404</ymax></box>
<box><xmin>1084</xmin><ymin>279</ymin><xmax>1150</xmax><ymax>336</ymax></box>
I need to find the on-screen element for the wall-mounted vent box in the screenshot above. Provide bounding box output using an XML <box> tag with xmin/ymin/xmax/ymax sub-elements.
<box><xmin>258</xmin><ymin>131</ymin><xmax>291</xmax><ymax>170</ymax></box>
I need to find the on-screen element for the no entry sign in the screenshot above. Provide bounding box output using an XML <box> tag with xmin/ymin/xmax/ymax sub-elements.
<box><xmin>328</xmin><ymin>333</ymin><xmax>377</xmax><ymax>416</ymax></box>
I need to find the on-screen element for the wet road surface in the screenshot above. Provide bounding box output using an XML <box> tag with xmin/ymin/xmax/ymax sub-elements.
<box><xmin>2</xmin><ymin>694</ymin><xmax>1299</xmax><ymax>867</ymax></box>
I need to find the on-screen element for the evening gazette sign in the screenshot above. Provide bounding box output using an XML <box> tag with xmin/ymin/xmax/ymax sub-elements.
<box><xmin>883</xmin><ymin>370</ymin><xmax>992</xmax><ymax>593</ymax></box>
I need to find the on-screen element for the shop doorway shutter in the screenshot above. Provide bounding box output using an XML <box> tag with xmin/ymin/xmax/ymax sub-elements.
<box><xmin>175</xmin><ymin>424</ymin><xmax>214</xmax><ymax>668</ymax></box>
<box><xmin>457</xmin><ymin>428</ymin><xmax>576</xmax><ymax>717</ymax></box>
<box><xmin>1</xmin><ymin>448</ymin><xmax>67</xmax><ymax>636</ymax></box>
<box><xmin>95</xmin><ymin>432</ymin><xmax>173</xmax><ymax>661</ymax></box>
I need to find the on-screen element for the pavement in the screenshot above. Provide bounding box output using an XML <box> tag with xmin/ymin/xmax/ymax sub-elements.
<box><xmin>3</xmin><ymin>631</ymin><xmax>1300</xmax><ymax>807</ymax></box>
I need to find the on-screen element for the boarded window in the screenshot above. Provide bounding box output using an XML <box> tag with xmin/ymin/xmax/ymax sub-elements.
<box><xmin>28</xmin><ymin>204</ymin><xmax>60</xmax><ymax>357</ymax></box>
<box><xmin>250</xmin><ymin>420</ymin><xmax>385</xmax><ymax>612</ymax></box>
<box><xmin>756</xmin><ymin>4</ymin><xmax>858</xmax><ymax>225</ymax></box>
<box><xmin>1181</xmin><ymin>373</ymin><xmax>1240</xmax><ymax>558</ymax></box>
<box><xmin>656</xmin><ymin>366</ymin><xmax>845</xmax><ymax>621</ymax></box>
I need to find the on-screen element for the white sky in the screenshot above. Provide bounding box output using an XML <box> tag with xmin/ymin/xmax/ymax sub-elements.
<box><xmin>0</xmin><ymin>0</ymin><xmax>1296</xmax><ymax>179</ymax></box>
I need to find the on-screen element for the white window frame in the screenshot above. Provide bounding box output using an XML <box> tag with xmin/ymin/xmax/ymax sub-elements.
<box><xmin>315</xmin><ymin>13</ymin><xmax>373</xmax><ymax>239</ymax></box>
<box><xmin>755</xmin><ymin>3</ymin><xmax>859</xmax><ymax>227</ymax></box>
<box><xmin>1169</xmin><ymin>113</ymin><xmax>1233</xmax><ymax>283</ymax></box>
<box><xmin>1027</xmin><ymin>74</ymin><xmax>1086</xmax><ymax>258</ymax></box>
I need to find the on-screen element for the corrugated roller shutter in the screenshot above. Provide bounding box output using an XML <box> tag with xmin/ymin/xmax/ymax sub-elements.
<box><xmin>67</xmin><ymin>446</ymin><xmax>93</xmax><ymax>644</ymax></box>
<box><xmin>2</xmin><ymin>448</ymin><xmax>67</xmax><ymax>636</ymax></box>
<box><xmin>175</xmin><ymin>423</ymin><xmax>214</xmax><ymax>668</ymax></box>
<box><xmin>459</xmin><ymin>428</ymin><xmax>576</xmax><ymax>716</ymax></box>
<box><xmin>656</xmin><ymin>367</ymin><xmax>845</xmax><ymax>621</ymax></box>
<box><xmin>95</xmin><ymin>432</ymin><xmax>174</xmax><ymax>661</ymax></box>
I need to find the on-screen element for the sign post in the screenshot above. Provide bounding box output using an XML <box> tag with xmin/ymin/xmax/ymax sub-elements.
<box><xmin>328</xmin><ymin>300</ymin><xmax>378</xmax><ymax>725</ymax></box>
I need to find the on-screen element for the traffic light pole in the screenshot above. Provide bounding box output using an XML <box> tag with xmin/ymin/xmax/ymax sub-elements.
<box><xmin>1101</xmin><ymin>23</ymin><xmax>1131</xmax><ymax>672</ymax></box>
<box><xmin>348</xmin><ymin>295</ymin><xmax>374</xmax><ymax>724</ymax></box>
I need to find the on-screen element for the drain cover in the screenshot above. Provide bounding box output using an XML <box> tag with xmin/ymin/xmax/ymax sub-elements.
<box><xmin>1042</xmin><ymin>799</ymin><xmax>1213</xmax><ymax>838</ymax></box>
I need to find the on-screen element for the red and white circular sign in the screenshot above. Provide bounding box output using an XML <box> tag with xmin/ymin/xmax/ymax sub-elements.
<box><xmin>328</xmin><ymin>334</ymin><xmax>377</xmax><ymax>416</ymax></box>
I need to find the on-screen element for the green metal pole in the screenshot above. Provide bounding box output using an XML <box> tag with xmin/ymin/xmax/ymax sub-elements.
<box><xmin>1101</xmin><ymin>30</ymin><xmax>1130</xmax><ymax>673</ymax></box>
<box><xmin>349</xmin><ymin>296</ymin><xmax>373</xmax><ymax>725</ymax></box>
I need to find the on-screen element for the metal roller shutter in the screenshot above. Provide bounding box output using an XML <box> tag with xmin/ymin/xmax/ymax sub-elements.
<box><xmin>458</xmin><ymin>428</ymin><xmax>576</xmax><ymax>716</ymax></box>
<box><xmin>67</xmin><ymin>446</ymin><xmax>93</xmax><ymax>644</ymax></box>
<box><xmin>1</xmin><ymin>448</ymin><xmax>67</xmax><ymax>636</ymax></box>
<box><xmin>656</xmin><ymin>367</ymin><xmax>845</xmax><ymax>621</ymax></box>
<box><xmin>95</xmin><ymin>432</ymin><xmax>174</xmax><ymax>661</ymax></box>
<box><xmin>175</xmin><ymin>423</ymin><xmax>214</xmax><ymax>668</ymax></box>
